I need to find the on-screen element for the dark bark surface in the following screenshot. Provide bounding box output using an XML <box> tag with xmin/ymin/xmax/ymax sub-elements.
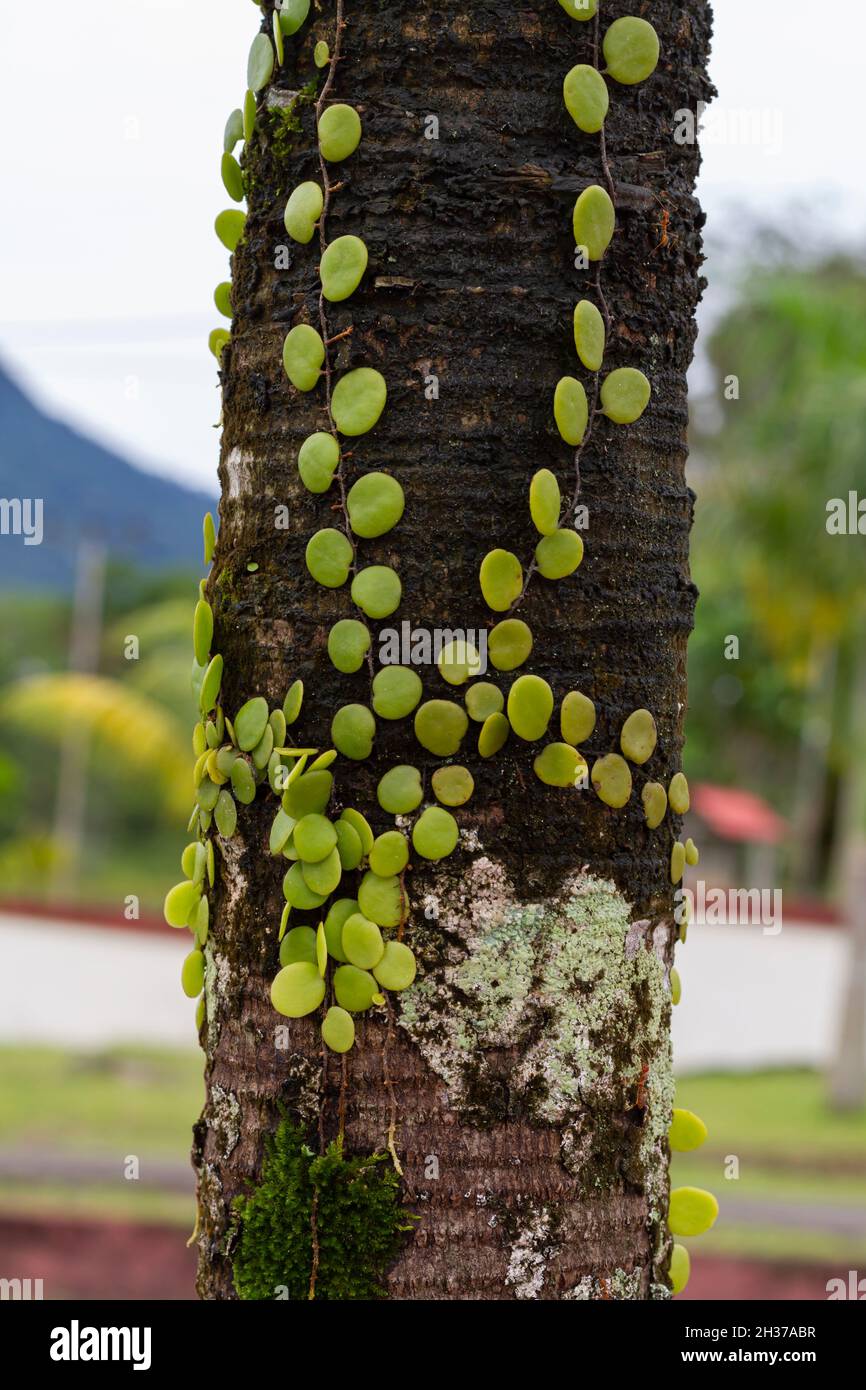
<box><xmin>194</xmin><ymin>0</ymin><xmax>713</xmax><ymax>1300</ymax></box>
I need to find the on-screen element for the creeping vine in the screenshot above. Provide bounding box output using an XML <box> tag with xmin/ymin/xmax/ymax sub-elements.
<box><xmin>171</xmin><ymin>0</ymin><xmax>718</xmax><ymax>1300</ymax></box>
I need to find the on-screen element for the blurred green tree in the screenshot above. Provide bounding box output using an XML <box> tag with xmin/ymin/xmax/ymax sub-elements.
<box><xmin>691</xmin><ymin>258</ymin><xmax>866</xmax><ymax>1106</ymax></box>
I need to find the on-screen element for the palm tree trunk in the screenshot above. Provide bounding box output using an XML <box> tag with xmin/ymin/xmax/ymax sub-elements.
<box><xmin>193</xmin><ymin>0</ymin><xmax>713</xmax><ymax>1300</ymax></box>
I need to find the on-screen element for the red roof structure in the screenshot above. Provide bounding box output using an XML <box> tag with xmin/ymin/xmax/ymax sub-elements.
<box><xmin>691</xmin><ymin>783</ymin><xmax>787</xmax><ymax>846</ymax></box>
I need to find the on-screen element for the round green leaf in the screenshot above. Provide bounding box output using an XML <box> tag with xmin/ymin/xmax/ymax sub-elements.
<box><xmin>478</xmin><ymin>711</ymin><xmax>509</xmax><ymax>758</ymax></box>
<box><xmin>573</xmin><ymin>300</ymin><xmax>605</xmax><ymax>372</ymax></box>
<box><xmin>331</xmin><ymin>703</ymin><xmax>375</xmax><ymax>760</ymax></box>
<box><xmin>669</xmin><ymin>772</ymin><xmax>690</xmax><ymax>815</ymax></box>
<box><xmin>209</xmin><ymin>328</ymin><xmax>230</xmax><ymax>361</ymax></box>
<box><xmin>529</xmin><ymin>469</ymin><xmax>561</xmax><ymax>536</ymax></box>
<box><xmin>203</xmin><ymin>512</ymin><xmax>217</xmax><ymax>566</ymax></box>
<box><xmin>269</xmin><ymin>807</ymin><xmax>296</xmax><ymax>855</ymax></box>
<box><xmin>324</xmin><ymin>899</ymin><xmax>357</xmax><ymax>962</ymax></box>
<box><xmin>346</xmin><ymin>472</ymin><xmax>404</xmax><ymax>538</ymax></box>
<box><xmin>322</xmin><ymin>1006</ymin><xmax>355</xmax><ymax>1053</ymax></box>
<box><xmin>230</xmin><ymin>758</ymin><xmax>256</xmax><ymax>805</ymax></box>
<box><xmin>215</xmin><ymin>210</ymin><xmax>246</xmax><ymax>251</ymax></box>
<box><xmin>224</xmin><ymin>108</ymin><xmax>244</xmax><ymax>154</ymax></box>
<box><xmin>415</xmin><ymin>699</ymin><xmax>468</xmax><ymax>756</ymax></box>
<box><xmin>670</xmin><ymin>1244</ymin><xmax>690</xmax><ymax>1296</ymax></box>
<box><xmin>480</xmin><ymin>549</ymin><xmax>522</xmax><ymax>612</ymax></box>
<box><xmin>243</xmin><ymin>89</ymin><xmax>256</xmax><ymax>143</ymax></box>
<box><xmin>671</xmin><ymin>966</ymin><xmax>682</xmax><ymax>1005</ymax></box>
<box><xmin>193</xmin><ymin>600</ymin><xmax>213</xmax><ymax>667</ymax></box>
<box><xmin>600</xmin><ymin>367</ymin><xmax>651</xmax><ymax>424</ymax></box>
<box><xmin>273</xmin><ymin>10</ymin><xmax>285</xmax><ymax>65</ymax></box>
<box><xmin>181</xmin><ymin>949</ymin><xmax>205</xmax><ymax>999</ymax></box>
<box><xmin>331</xmin><ymin>368</ymin><xmax>387</xmax><ymax>436</ymax></box>
<box><xmin>284</xmin><ymin>181</ymin><xmax>324</xmax><ymax>244</ymax></box>
<box><xmin>247</xmin><ymin>33</ymin><xmax>275</xmax><ymax>93</ymax></box>
<box><xmin>283</xmin><ymin>861</ymin><xmax>327</xmax><ymax>910</ymax></box>
<box><xmin>283</xmin><ymin>679</ymin><xmax>304</xmax><ymax>726</ymax></box>
<box><xmin>669</xmin><ymin>1187</ymin><xmax>719</xmax><ymax>1238</ymax></box>
<box><xmin>563</xmin><ymin>64</ymin><xmax>609</xmax><ymax>134</ymax></box>
<box><xmin>335</xmin><ymin>819</ymin><xmax>363</xmax><ymax>870</ymax></box>
<box><xmin>339</xmin><ymin>808</ymin><xmax>374</xmax><ymax>856</ymax></box>
<box><xmin>554</xmin><ymin>377</ymin><xmax>588</xmax><ymax>446</ymax></box>
<box><xmin>572</xmin><ymin>184</ymin><xmax>615</xmax><ymax>261</ymax></box>
<box><xmin>314</xmin><ymin>41</ymin><xmax>330</xmax><ymax>69</ymax></box>
<box><xmin>271</xmin><ymin>960</ymin><xmax>326</xmax><ymax>1018</ymax></box>
<box><xmin>301</xmin><ymin>846</ymin><xmax>342</xmax><ymax>896</ymax></box>
<box><xmin>413</xmin><ymin>806</ymin><xmax>458</xmax><ymax>861</ymax></box>
<box><xmin>234</xmin><ymin>696</ymin><xmax>268</xmax><ymax>752</ymax></box>
<box><xmin>164</xmin><ymin>880</ymin><xmax>201</xmax><ymax>929</ymax></box>
<box><xmin>488</xmin><ymin>620</ymin><xmax>533</xmax><ymax>673</ymax></box>
<box><xmin>221</xmin><ymin>152</ymin><xmax>244</xmax><ymax>202</ymax></box>
<box><xmin>306</xmin><ymin>528</ymin><xmax>353</xmax><ymax>587</ymax></box>
<box><xmin>465</xmin><ymin>682</ymin><xmax>503</xmax><ymax>722</ymax></box>
<box><xmin>197</xmin><ymin>777</ymin><xmax>220</xmax><ymax>813</ymax></box>
<box><xmin>351</xmin><ymin>565</ymin><xmax>401</xmax><ymax>618</ymax></box>
<box><xmin>669</xmin><ymin>1108</ymin><xmax>708</xmax><ymax>1153</ymax></box>
<box><xmin>358</xmin><ymin>870</ymin><xmax>403</xmax><ymax>928</ymax></box>
<box><xmin>558</xmin><ymin>0</ymin><xmax>597</xmax><ymax>19</ymax></box>
<box><xmin>333</xmin><ymin>964</ymin><xmax>377</xmax><ymax>1013</ymax></box>
<box><xmin>535</xmin><ymin>529</ymin><xmax>584</xmax><ymax>580</ymax></box>
<box><xmin>318</xmin><ymin>103</ymin><xmax>362</xmax><ymax>161</ymax></box>
<box><xmin>671</xmin><ymin>841</ymin><xmax>686</xmax><ymax>885</ymax></box>
<box><xmin>621</xmin><ymin>709</ymin><xmax>657</xmax><ymax>765</ymax></box>
<box><xmin>507</xmin><ymin>675</ymin><xmax>554</xmax><ymax>742</ymax></box>
<box><xmin>591</xmin><ymin>753</ymin><xmax>632</xmax><ymax>808</ymax></box>
<box><xmin>214</xmin><ymin>282</ymin><xmax>233</xmax><ymax>319</ymax></box>
<box><xmin>561</xmin><ymin>691</ymin><xmax>596</xmax><ymax>745</ymax></box>
<box><xmin>321</xmin><ymin>235</ymin><xmax>368</xmax><ymax>302</ymax></box>
<box><xmin>199</xmin><ymin>655</ymin><xmax>223</xmax><ymax>714</ymax></box>
<box><xmin>328</xmin><ymin>619</ymin><xmax>371</xmax><ymax>674</ymax></box>
<box><xmin>642</xmin><ymin>781</ymin><xmax>668</xmax><ymax>830</ymax></box>
<box><xmin>534</xmin><ymin>743</ymin><xmax>587</xmax><ymax>788</ymax></box>
<box><xmin>283</xmin><ymin>324</ymin><xmax>325</xmax><ymax>392</ymax></box>
<box><xmin>603</xmin><ymin>16</ymin><xmax>660</xmax><ymax>85</ymax></box>
<box><xmin>431</xmin><ymin>765</ymin><xmax>474</xmax><ymax>807</ymax></box>
<box><xmin>293</xmin><ymin>813</ymin><xmax>336</xmax><ymax>863</ymax></box>
<box><xmin>377</xmin><ymin>765</ymin><xmax>423</xmax><ymax>815</ymax></box>
<box><xmin>282</xmin><ymin>769</ymin><xmax>332</xmax><ymax>819</ymax></box>
<box><xmin>369</xmin><ymin>831</ymin><xmax>409</xmax><ymax>877</ymax></box>
<box><xmin>215</xmin><ymin>788</ymin><xmax>238</xmax><ymax>837</ymax></box>
<box><xmin>438</xmin><ymin>639</ymin><xmax>482</xmax><ymax>686</ymax></box>
<box><xmin>278</xmin><ymin>0</ymin><xmax>310</xmax><ymax>36</ymax></box>
<box><xmin>372</xmin><ymin>665</ymin><xmax>422</xmax><ymax>719</ymax></box>
<box><xmin>280</xmin><ymin>926</ymin><xmax>317</xmax><ymax>967</ymax></box>
<box><xmin>373</xmin><ymin>941</ymin><xmax>417</xmax><ymax>992</ymax></box>
<box><xmin>298</xmin><ymin>431</ymin><xmax>339</xmax><ymax>493</ymax></box>
<box><xmin>342</xmin><ymin>913</ymin><xmax>385</xmax><ymax>970</ymax></box>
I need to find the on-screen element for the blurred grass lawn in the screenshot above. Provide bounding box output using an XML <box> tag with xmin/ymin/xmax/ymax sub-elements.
<box><xmin>674</xmin><ymin>1070</ymin><xmax>866</xmax><ymax>1267</ymax></box>
<box><xmin>0</xmin><ymin>1046</ymin><xmax>202</xmax><ymax>1227</ymax></box>
<box><xmin>1</xmin><ymin>1049</ymin><xmax>864</xmax><ymax>1262</ymax></box>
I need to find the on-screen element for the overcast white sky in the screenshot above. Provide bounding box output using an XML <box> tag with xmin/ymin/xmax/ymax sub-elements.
<box><xmin>1</xmin><ymin>1</ymin><xmax>864</xmax><ymax>491</ymax></box>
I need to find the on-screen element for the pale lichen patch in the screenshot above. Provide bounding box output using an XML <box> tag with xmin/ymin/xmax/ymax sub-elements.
<box><xmin>210</xmin><ymin>1084</ymin><xmax>242</xmax><ymax>1160</ymax></box>
<box><xmin>225</xmin><ymin>446</ymin><xmax>254</xmax><ymax>501</ymax></box>
<box><xmin>564</xmin><ymin>1268</ymin><xmax>643</xmax><ymax>1300</ymax></box>
<box><xmin>504</xmin><ymin>1203</ymin><xmax>558</xmax><ymax>1300</ymax></box>
<box><xmin>399</xmin><ymin>859</ymin><xmax>671</xmax><ymax>1128</ymax></box>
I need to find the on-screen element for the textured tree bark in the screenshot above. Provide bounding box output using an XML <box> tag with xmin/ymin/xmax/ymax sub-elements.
<box><xmin>193</xmin><ymin>0</ymin><xmax>713</xmax><ymax>1300</ymax></box>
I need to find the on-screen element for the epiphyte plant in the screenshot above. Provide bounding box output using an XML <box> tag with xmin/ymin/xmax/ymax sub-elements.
<box><xmin>176</xmin><ymin>0</ymin><xmax>710</xmax><ymax>1302</ymax></box>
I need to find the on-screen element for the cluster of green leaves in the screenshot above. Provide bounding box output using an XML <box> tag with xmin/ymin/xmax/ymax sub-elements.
<box><xmin>233</xmin><ymin>1120</ymin><xmax>411</xmax><ymax>1300</ymax></box>
<box><xmin>551</xmin><ymin>2</ymin><xmax>715</xmax><ymax>1295</ymax></box>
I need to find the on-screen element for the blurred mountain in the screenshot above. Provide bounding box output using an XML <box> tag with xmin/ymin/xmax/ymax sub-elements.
<box><xmin>0</xmin><ymin>360</ymin><xmax>216</xmax><ymax>590</ymax></box>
